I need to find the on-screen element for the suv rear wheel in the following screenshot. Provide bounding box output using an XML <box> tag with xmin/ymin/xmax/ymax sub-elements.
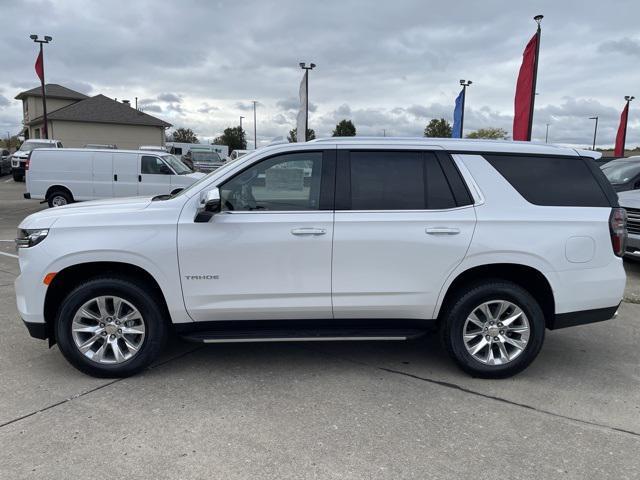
<box><xmin>55</xmin><ymin>277</ymin><xmax>168</xmax><ymax>377</ymax></box>
<box><xmin>441</xmin><ymin>280</ymin><xmax>545</xmax><ymax>378</ymax></box>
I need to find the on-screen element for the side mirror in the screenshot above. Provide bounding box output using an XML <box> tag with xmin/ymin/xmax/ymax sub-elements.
<box><xmin>159</xmin><ymin>165</ymin><xmax>172</xmax><ymax>175</ymax></box>
<box><xmin>194</xmin><ymin>188</ymin><xmax>221</xmax><ymax>223</ymax></box>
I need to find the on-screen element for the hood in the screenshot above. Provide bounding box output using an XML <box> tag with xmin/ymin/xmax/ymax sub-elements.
<box><xmin>617</xmin><ymin>190</ymin><xmax>640</xmax><ymax>209</ymax></box>
<box><xmin>186</xmin><ymin>171</ymin><xmax>207</xmax><ymax>179</ymax></box>
<box><xmin>12</xmin><ymin>151</ymin><xmax>29</xmax><ymax>159</ymax></box>
<box><xmin>20</xmin><ymin>196</ymin><xmax>153</xmax><ymax>229</ymax></box>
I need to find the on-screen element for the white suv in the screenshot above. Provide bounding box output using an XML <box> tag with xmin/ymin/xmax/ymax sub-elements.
<box><xmin>11</xmin><ymin>139</ymin><xmax>63</xmax><ymax>182</ymax></box>
<box><xmin>14</xmin><ymin>138</ymin><xmax>626</xmax><ymax>378</ymax></box>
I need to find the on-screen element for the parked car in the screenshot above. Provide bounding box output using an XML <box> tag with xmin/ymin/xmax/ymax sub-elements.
<box><xmin>1</xmin><ymin>149</ymin><xmax>10</xmax><ymax>176</ymax></box>
<box><xmin>11</xmin><ymin>139</ymin><xmax>63</xmax><ymax>181</ymax></box>
<box><xmin>167</xmin><ymin>142</ymin><xmax>228</xmax><ymax>160</ymax></box>
<box><xmin>185</xmin><ymin>147</ymin><xmax>225</xmax><ymax>173</ymax></box>
<box><xmin>600</xmin><ymin>156</ymin><xmax>640</xmax><ymax>192</ymax></box>
<box><xmin>25</xmin><ymin>148</ymin><xmax>204</xmax><ymax>207</ymax></box>
<box><xmin>15</xmin><ymin>138</ymin><xmax>625</xmax><ymax>379</ymax></box>
<box><xmin>617</xmin><ymin>189</ymin><xmax>640</xmax><ymax>258</ymax></box>
<box><xmin>83</xmin><ymin>144</ymin><xmax>118</xmax><ymax>149</ymax></box>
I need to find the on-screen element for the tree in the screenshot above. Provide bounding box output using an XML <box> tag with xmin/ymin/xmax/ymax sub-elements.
<box><xmin>332</xmin><ymin>119</ymin><xmax>356</xmax><ymax>137</ymax></box>
<box><xmin>169</xmin><ymin>128</ymin><xmax>199</xmax><ymax>144</ymax></box>
<box><xmin>466</xmin><ymin>128</ymin><xmax>509</xmax><ymax>140</ymax></box>
<box><xmin>287</xmin><ymin>127</ymin><xmax>316</xmax><ymax>143</ymax></box>
<box><xmin>423</xmin><ymin>118</ymin><xmax>452</xmax><ymax>138</ymax></box>
<box><xmin>214</xmin><ymin>126</ymin><xmax>247</xmax><ymax>151</ymax></box>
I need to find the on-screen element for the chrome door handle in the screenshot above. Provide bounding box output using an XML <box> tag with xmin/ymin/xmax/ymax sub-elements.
<box><xmin>426</xmin><ymin>227</ymin><xmax>460</xmax><ymax>235</ymax></box>
<box><xmin>291</xmin><ymin>228</ymin><xmax>326</xmax><ymax>236</ymax></box>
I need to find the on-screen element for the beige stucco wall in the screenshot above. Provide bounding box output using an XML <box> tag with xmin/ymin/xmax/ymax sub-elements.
<box><xmin>46</xmin><ymin>121</ymin><xmax>165</xmax><ymax>149</ymax></box>
<box><xmin>24</xmin><ymin>97</ymin><xmax>77</xmax><ymax>124</ymax></box>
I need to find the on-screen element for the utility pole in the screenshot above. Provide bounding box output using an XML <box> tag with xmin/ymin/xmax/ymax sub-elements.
<box><xmin>299</xmin><ymin>62</ymin><xmax>316</xmax><ymax>141</ymax></box>
<box><xmin>239</xmin><ymin>116</ymin><xmax>244</xmax><ymax>131</ymax></box>
<box><xmin>589</xmin><ymin>116</ymin><xmax>599</xmax><ymax>150</ymax></box>
<box><xmin>545</xmin><ymin>123</ymin><xmax>550</xmax><ymax>143</ymax></box>
<box><xmin>30</xmin><ymin>34</ymin><xmax>52</xmax><ymax>139</ymax></box>
<box><xmin>252</xmin><ymin>100</ymin><xmax>257</xmax><ymax>149</ymax></box>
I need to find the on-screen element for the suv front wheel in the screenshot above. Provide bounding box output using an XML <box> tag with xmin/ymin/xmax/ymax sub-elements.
<box><xmin>55</xmin><ymin>277</ymin><xmax>168</xmax><ymax>377</ymax></box>
<box><xmin>441</xmin><ymin>280</ymin><xmax>545</xmax><ymax>378</ymax></box>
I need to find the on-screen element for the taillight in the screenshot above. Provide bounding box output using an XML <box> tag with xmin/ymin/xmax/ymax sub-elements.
<box><xmin>25</xmin><ymin>151</ymin><xmax>32</xmax><ymax>170</ymax></box>
<box><xmin>610</xmin><ymin>207</ymin><xmax>627</xmax><ymax>257</ymax></box>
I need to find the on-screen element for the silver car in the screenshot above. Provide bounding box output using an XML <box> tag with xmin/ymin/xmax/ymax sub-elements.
<box><xmin>617</xmin><ymin>189</ymin><xmax>640</xmax><ymax>258</ymax></box>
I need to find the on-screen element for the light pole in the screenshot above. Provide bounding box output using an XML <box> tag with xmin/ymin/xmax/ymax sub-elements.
<box><xmin>459</xmin><ymin>79</ymin><xmax>472</xmax><ymax>137</ymax></box>
<box><xmin>239</xmin><ymin>116</ymin><xmax>244</xmax><ymax>131</ymax></box>
<box><xmin>30</xmin><ymin>34</ymin><xmax>52</xmax><ymax>139</ymax></box>
<box><xmin>299</xmin><ymin>62</ymin><xmax>316</xmax><ymax>141</ymax></box>
<box><xmin>545</xmin><ymin>123</ymin><xmax>550</xmax><ymax>143</ymax></box>
<box><xmin>252</xmin><ymin>100</ymin><xmax>257</xmax><ymax>149</ymax></box>
<box><xmin>589</xmin><ymin>116</ymin><xmax>599</xmax><ymax>150</ymax></box>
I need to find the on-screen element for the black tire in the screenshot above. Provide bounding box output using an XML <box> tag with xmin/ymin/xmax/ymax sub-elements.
<box><xmin>55</xmin><ymin>277</ymin><xmax>168</xmax><ymax>378</ymax></box>
<box><xmin>440</xmin><ymin>280</ymin><xmax>545</xmax><ymax>379</ymax></box>
<box><xmin>12</xmin><ymin>171</ymin><xmax>23</xmax><ymax>182</ymax></box>
<box><xmin>47</xmin><ymin>190</ymin><xmax>73</xmax><ymax>208</ymax></box>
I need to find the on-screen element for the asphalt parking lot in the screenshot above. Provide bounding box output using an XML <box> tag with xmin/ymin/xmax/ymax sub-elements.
<box><xmin>0</xmin><ymin>178</ymin><xmax>639</xmax><ymax>479</ymax></box>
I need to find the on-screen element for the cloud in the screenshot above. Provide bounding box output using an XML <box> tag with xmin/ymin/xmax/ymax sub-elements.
<box><xmin>0</xmin><ymin>0</ymin><xmax>638</xmax><ymax>147</ymax></box>
<box><xmin>0</xmin><ymin>95</ymin><xmax>9</xmax><ymax>108</ymax></box>
<box><xmin>598</xmin><ymin>37</ymin><xmax>640</xmax><ymax>58</ymax></box>
<box><xmin>157</xmin><ymin>92</ymin><xmax>182</xmax><ymax>103</ymax></box>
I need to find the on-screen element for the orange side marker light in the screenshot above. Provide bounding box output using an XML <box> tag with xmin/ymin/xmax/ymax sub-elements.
<box><xmin>43</xmin><ymin>272</ymin><xmax>57</xmax><ymax>285</ymax></box>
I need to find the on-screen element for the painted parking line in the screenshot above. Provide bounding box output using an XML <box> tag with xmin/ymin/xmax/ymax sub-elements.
<box><xmin>4</xmin><ymin>178</ymin><xmax>12</xmax><ymax>183</ymax></box>
<box><xmin>0</xmin><ymin>251</ymin><xmax>18</xmax><ymax>259</ymax></box>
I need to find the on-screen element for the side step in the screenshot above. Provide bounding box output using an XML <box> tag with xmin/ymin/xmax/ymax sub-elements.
<box><xmin>181</xmin><ymin>328</ymin><xmax>427</xmax><ymax>344</ymax></box>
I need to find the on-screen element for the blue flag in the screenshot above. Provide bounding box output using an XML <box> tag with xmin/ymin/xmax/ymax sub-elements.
<box><xmin>452</xmin><ymin>89</ymin><xmax>464</xmax><ymax>138</ymax></box>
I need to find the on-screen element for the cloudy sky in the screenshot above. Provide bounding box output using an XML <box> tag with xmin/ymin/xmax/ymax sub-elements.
<box><xmin>0</xmin><ymin>0</ymin><xmax>638</xmax><ymax>148</ymax></box>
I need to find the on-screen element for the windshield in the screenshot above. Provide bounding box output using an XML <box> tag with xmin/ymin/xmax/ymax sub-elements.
<box><xmin>602</xmin><ymin>161</ymin><xmax>640</xmax><ymax>184</ymax></box>
<box><xmin>192</xmin><ymin>151</ymin><xmax>221</xmax><ymax>163</ymax></box>
<box><xmin>19</xmin><ymin>142</ymin><xmax>52</xmax><ymax>152</ymax></box>
<box><xmin>161</xmin><ymin>154</ymin><xmax>191</xmax><ymax>174</ymax></box>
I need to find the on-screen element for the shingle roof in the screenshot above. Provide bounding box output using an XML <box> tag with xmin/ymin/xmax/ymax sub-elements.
<box><xmin>28</xmin><ymin>94</ymin><xmax>172</xmax><ymax>128</ymax></box>
<box><xmin>15</xmin><ymin>84</ymin><xmax>89</xmax><ymax>101</ymax></box>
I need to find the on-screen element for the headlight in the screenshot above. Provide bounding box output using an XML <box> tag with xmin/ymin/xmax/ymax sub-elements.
<box><xmin>15</xmin><ymin>229</ymin><xmax>49</xmax><ymax>249</ymax></box>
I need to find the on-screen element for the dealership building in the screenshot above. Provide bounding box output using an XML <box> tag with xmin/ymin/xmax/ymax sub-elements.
<box><xmin>16</xmin><ymin>84</ymin><xmax>171</xmax><ymax>149</ymax></box>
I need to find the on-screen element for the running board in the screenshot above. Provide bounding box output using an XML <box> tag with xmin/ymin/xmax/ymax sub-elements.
<box><xmin>180</xmin><ymin>328</ymin><xmax>427</xmax><ymax>344</ymax></box>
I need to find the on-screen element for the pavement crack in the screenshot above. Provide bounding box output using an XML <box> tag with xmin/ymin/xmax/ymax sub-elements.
<box><xmin>377</xmin><ymin>366</ymin><xmax>640</xmax><ymax>438</ymax></box>
<box><xmin>300</xmin><ymin>345</ymin><xmax>640</xmax><ymax>439</ymax></box>
<box><xmin>0</xmin><ymin>345</ymin><xmax>203</xmax><ymax>430</ymax></box>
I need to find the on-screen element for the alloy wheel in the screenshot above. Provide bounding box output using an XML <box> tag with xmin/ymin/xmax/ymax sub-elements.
<box><xmin>71</xmin><ymin>295</ymin><xmax>146</xmax><ymax>364</ymax></box>
<box><xmin>462</xmin><ymin>300</ymin><xmax>530</xmax><ymax>365</ymax></box>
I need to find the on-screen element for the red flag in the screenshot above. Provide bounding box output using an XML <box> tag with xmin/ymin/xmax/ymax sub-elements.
<box><xmin>35</xmin><ymin>50</ymin><xmax>44</xmax><ymax>82</ymax></box>
<box><xmin>513</xmin><ymin>33</ymin><xmax>538</xmax><ymax>141</ymax></box>
<box><xmin>614</xmin><ymin>102</ymin><xmax>630</xmax><ymax>157</ymax></box>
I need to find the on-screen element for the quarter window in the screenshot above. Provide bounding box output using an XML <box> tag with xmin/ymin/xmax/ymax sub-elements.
<box><xmin>484</xmin><ymin>155</ymin><xmax>610</xmax><ymax>207</ymax></box>
<box><xmin>348</xmin><ymin>151</ymin><xmax>457</xmax><ymax>210</ymax></box>
<box><xmin>221</xmin><ymin>152</ymin><xmax>323</xmax><ymax>211</ymax></box>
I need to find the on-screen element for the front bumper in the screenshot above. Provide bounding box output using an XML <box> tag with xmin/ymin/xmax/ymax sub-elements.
<box><xmin>23</xmin><ymin>320</ymin><xmax>48</xmax><ymax>339</ymax></box>
<box><xmin>624</xmin><ymin>233</ymin><xmax>640</xmax><ymax>258</ymax></box>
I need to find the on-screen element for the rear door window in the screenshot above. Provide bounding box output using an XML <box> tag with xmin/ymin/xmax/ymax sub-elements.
<box><xmin>484</xmin><ymin>154</ymin><xmax>610</xmax><ymax>207</ymax></box>
<box><xmin>346</xmin><ymin>151</ymin><xmax>458</xmax><ymax>210</ymax></box>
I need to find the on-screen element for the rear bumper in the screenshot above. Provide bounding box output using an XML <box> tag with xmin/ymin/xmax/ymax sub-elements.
<box><xmin>549</xmin><ymin>304</ymin><xmax>620</xmax><ymax>330</ymax></box>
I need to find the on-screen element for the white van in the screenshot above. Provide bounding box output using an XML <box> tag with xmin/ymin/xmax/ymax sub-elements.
<box><xmin>25</xmin><ymin>148</ymin><xmax>205</xmax><ymax>207</ymax></box>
